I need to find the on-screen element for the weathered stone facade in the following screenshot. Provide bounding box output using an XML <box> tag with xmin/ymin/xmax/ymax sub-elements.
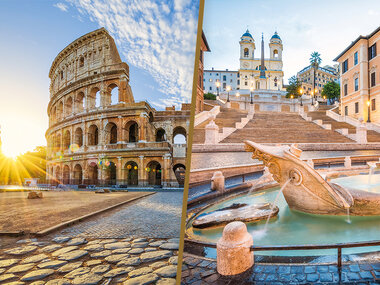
<box><xmin>46</xmin><ymin>28</ymin><xmax>189</xmax><ymax>187</ymax></box>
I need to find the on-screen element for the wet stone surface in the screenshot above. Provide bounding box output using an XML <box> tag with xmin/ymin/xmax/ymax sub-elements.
<box><xmin>181</xmin><ymin>254</ymin><xmax>380</xmax><ymax>284</ymax></box>
<box><xmin>0</xmin><ymin>236</ymin><xmax>179</xmax><ymax>284</ymax></box>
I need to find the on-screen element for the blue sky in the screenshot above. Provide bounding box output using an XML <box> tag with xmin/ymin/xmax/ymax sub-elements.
<box><xmin>203</xmin><ymin>0</ymin><xmax>380</xmax><ymax>82</ymax></box>
<box><xmin>0</xmin><ymin>0</ymin><xmax>198</xmax><ymax>156</ymax></box>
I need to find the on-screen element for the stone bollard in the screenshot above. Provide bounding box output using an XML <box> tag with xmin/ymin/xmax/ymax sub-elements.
<box><xmin>217</xmin><ymin>221</ymin><xmax>254</xmax><ymax>275</ymax></box>
<box><xmin>356</xmin><ymin>118</ymin><xmax>367</xmax><ymax>144</ymax></box>
<box><xmin>344</xmin><ymin>156</ymin><xmax>352</xmax><ymax>168</ymax></box>
<box><xmin>205</xmin><ymin>120</ymin><xmax>219</xmax><ymax>144</ymax></box>
<box><xmin>210</xmin><ymin>171</ymin><xmax>225</xmax><ymax>192</ymax></box>
<box><xmin>307</xmin><ymin>159</ymin><xmax>314</xmax><ymax>168</ymax></box>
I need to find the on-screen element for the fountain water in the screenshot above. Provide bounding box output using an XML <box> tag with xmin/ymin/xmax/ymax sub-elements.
<box><xmin>248</xmin><ymin>167</ymin><xmax>274</xmax><ymax>194</ymax></box>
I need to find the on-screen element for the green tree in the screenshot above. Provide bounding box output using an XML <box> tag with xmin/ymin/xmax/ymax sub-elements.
<box><xmin>321</xmin><ymin>81</ymin><xmax>340</xmax><ymax>103</ymax></box>
<box><xmin>204</xmin><ymin>92</ymin><xmax>216</xmax><ymax>100</ymax></box>
<box><xmin>286</xmin><ymin>76</ymin><xmax>301</xmax><ymax>98</ymax></box>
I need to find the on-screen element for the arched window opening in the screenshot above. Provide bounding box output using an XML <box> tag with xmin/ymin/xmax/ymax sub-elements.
<box><xmin>66</xmin><ymin>97</ymin><xmax>73</xmax><ymax>116</ymax></box>
<box><xmin>273</xmin><ymin>49</ymin><xmax>279</xmax><ymax>58</ymax></box>
<box><xmin>146</xmin><ymin>161</ymin><xmax>161</xmax><ymax>186</ymax></box>
<box><xmin>244</xmin><ymin>48</ymin><xmax>249</xmax><ymax>57</ymax></box>
<box><xmin>88</xmin><ymin>163</ymin><xmax>98</xmax><ymax>185</ymax></box>
<box><xmin>156</xmin><ymin>129</ymin><xmax>166</xmax><ymax>142</ymax></box>
<box><xmin>63</xmin><ymin>130</ymin><xmax>71</xmax><ymax>150</ymax></box>
<box><xmin>173</xmin><ymin>126</ymin><xmax>187</xmax><ymax>144</ymax></box>
<box><xmin>95</xmin><ymin>90</ymin><xmax>101</xmax><ymax>107</ymax></box>
<box><xmin>76</xmin><ymin>92</ymin><xmax>85</xmax><ymax>113</ymax></box>
<box><xmin>108</xmin><ymin>83</ymin><xmax>119</xmax><ymax>105</ymax></box>
<box><xmin>55</xmin><ymin>166</ymin><xmax>61</xmax><ymax>182</ymax></box>
<box><xmin>105</xmin><ymin>123</ymin><xmax>118</xmax><ymax>144</ymax></box>
<box><xmin>105</xmin><ymin>161</ymin><xmax>116</xmax><ymax>185</ymax></box>
<box><xmin>79</xmin><ymin>56</ymin><xmax>84</xmax><ymax>68</ymax></box>
<box><xmin>57</xmin><ymin>101</ymin><xmax>63</xmax><ymax>121</ymax></box>
<box><xmin>88</xmin><ymin>125</ymin><xmax>99</xmax><ymax>146</ymax></box>
<box><xmin>173</xmin><ymin>164</ymin><xmax>186</xmax><ymax>186</ymax></box>
<box><xmin>73</xmin><ymin>164</ymin><xmax>83</xmax><ymax>185</ymax></box>
<box><xmin>63</xmin><ymin>165</ymin><xmax>70</xmax><ymax>184</ymax></box>
<box><xmin>125</xmin><ymin>121</ymin><xmax>139</xmax><ymax>143</ymax></box>
<box><xmin>124</xmin><ymin>161</ymin><xmax>138</xmax><ymax>185</ymax></box>
<box><xmin>74</xmin><ymin>128</ymin><xmax>83</xmax><ymax>147</ymax></box>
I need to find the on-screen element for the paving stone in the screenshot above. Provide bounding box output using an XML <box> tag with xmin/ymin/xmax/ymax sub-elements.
<box><xmin>360</xmin><ymin>270</ymin><xmax>374</xmax><ymax>279</ymax></box>
<box><xmin>17</xmin><ymin>239</ymin><xmax>37</xmax><ymax>244</ymax></box>
<box><xmin>144</xmin><ymin>247</ymin><xmax>156</xmax><ymax>252</ymax></box>
<box><xmin>156</xmin><ymin>278</ymin><xmax>176</xmax><ymax>285</ymax></box>
<box><xmin>91</xmin><ymin>264</ymin><xmax>110</xmax><ymax>274</ymax></box>
<box><xmin>83</xmin><ymin>244</ymin><xmax>103</xmax><ymax>252</ymax></box>
<box><xmin>279</xmin><ymin>274</ymin><xmax>291</xmax><ymax>282</ymax></box>
<box><xmin>90</xmin><ymin>250</ymin><xmax>112</xmax><ymax>258</ymax></box>
<box><xmin>57</xmin><ymin>261</ymin><xmax>83</xmax><ymax>273</ymax></box>
<box><xmin>104</xmin><ymin>242</ymin><xmax>130</xmax><ymax>250</ymax></box>
<box><xmin>30</xmin><ymin>241</ymin><xmax>48</xmax><ymax>247</ymax></box>
<box><xmin>20</xmin><ymin>269</ymin><xmax>55</xmax><ymax>281</ymax></box>
<box><xmin>131</xmin><ymin>242</ymin><xmax>149</xmax><ymax>248</ymax></box>
<box><xmin>320</xmin><ymin>272</ymin><xmax>333</xmax><ymax>282</ymax></box>
<box><xmin>263</xmin><ymin>266</ymin><xmax>276</xmax><ymax>273</ymax></box>
<box><xmin>306</xmin><ymin>273</ymin><xmax>319</xmax><ymax>282</ymax></box>
<box><xmin>140</xmin><ymin>250</ymin><xmax>172</xmax><ymax>263</ymax></box>
<box><xmin>0</xmin><ymin>268</ymin><xmax>5</xmax><ymax>274</ymax></box>
<box><xmin>112</xmin><ymin>248</ymin><xmax>131</xmax><ymax>254</ymax></box>
<box><xmin>150</xmin><ymin>261</ymin><xmax>167</xmax><ymax>270</ymax></box>
<box><xmin>277</xmin><ymin>266</ymin><xmax>291</xmax><ymax>274</ymax></box>
<box><xmin>21</xmin><ymin>253</ymin><xmax>48</xmax><ymax>264</ymax></box>
<box><xmin>3</xmin><ymin>282</ymin><xmax>25</xmax><ymax>285</ymax></box>
<box><xmin>5</xmin><ymin>246</ymin><xmax>38</xmax><ymax>256</ymax></box>
<box><xmin>104</xmin><ymin>267</ymin><xmax>134</xmax><ymax>278</ymax></box>
<box><xmin>303</xmin><ymin>265</ymin><xmax>315</xmax><ymax>274</ymax></box>
<box><xmin>290</xmin><ymin>266</ymin><xmax>303</xmax><ymax>274</ymax></box>
<box><xmin>97</xmin><ymin>239</ymin><xmax>118</xmax><ymax>244</ymax></box>
<box><xmin>66</xmin><ymin>237</ymin><xmax>87</xmax><ymax>246</ymax></box>
<box><xmin>347</xmin><ymin>272</ymin><xmax>360</xmax><ymax>280</ymax></box>
<box><xmin>58</xmin><ymin>249</ymin><xmax>88</xmax><ymax>261</ymax></box>
<box><xmin>122</xmin><ymin>237</ymin><xmax>132</xmax><ymax>242</ymax></box>
<box><xmin>128</xmin><ymin>248</ymin><xmax>144</xmax><ymax>254</ymax></box>
<box><xmin>132</xmin><ymin>238</ymin><xmax>147</xmax><ymax>243</ymax></box>
<box><xmin>64</xmin><ymin>267</ymin><xmax>91</xmax><ymax>279</ymax></box>
<box><xmin>0</xmin><ymin>259</ymin><xmax>20</xmax><ymax>268</ymax></box>
<box><xmin>105</xmin><ymin>253</ymin><xmax>129</xmax><ymax>263</ymax></box>
<box><xmin>0</xmin><ymin>274</ymin><xmax>18</xmax><ymax>282</ymax></box>
<box><xmin>40</xmin><ymin>244</ymin><xmax>62</xmax><ymax>253</ymax></box>
<box><xmin>30</xmin><ymin>281</ymin><xmax>45</xmax><ymax>285</ymax></box>
<box><xmin>128</xmin><ymin>267</ymin><xmax>153</xmax><ymax>278</ymax></box>
<box><xmin>72</xmin><ymin>273</ymin><xmax>103</xmax><ymax>285</ymax></box>
<box><xmin>52</xmin><ymin>236</ymin><xmax>71</xmax><ymax>243</ymax></box>
<box><xmin>168</xmin><ymin>256</ymin><xmax>178</xmax><ymax>265</ymax></box>
<box><xmin>7</xmin><ymin>263</ymin><xmax>35</xmax><ymax>273</ymax></box>
<box><xmin>154</xmin><ymin>265</ymin><xmax>177</xmax><ymax>278</ymax></box>
<box><xmin>123</xmin><ymin>273</ymin><xmax>159</xmax><ymax>285</ymax></box>
<box><xmin>45</xmin><ymin>279</ymin><xmax>71</xmax><ymax>285</ymax></box>
<box><xmin>329</xmin><ymin>265</ymin><xmax>338</xmax><ymax>272</ymax></box>
<box><xmin>149</xmin><ymin>241</ymin><xmax>165</xmax><ymax>247</ymax></box>
<box><xmin>117</xmin><ymin>257</ymin><xmax>141</xmax><ymax>266</ymax></box>
<box><xmin>38</xmin><ymin>260</ymin><xmax>68</xmax><ymax>269</ymax></box>
<box><xmin>167</xmin><ymin>238</ymin><xmax>180</xmax><ymax>244</ymax></box>
<box><xmin>86</xmin><ymin>260</ymin><xmax>102</xmax><ymax>266</ymax></box>
<box><xmin>349</xmin><ymin>264</ymin><xmax>361</xmax><ymax>272</ymax></box>
<box><xmin>52</xmin><ymin>246</ymin><xmax>78</xmax><ymax>257</ymax></box>
<box><xmin>159</xmin><ymin>243</ymin><xmax>179</xmax><ymax>250</ymax></box>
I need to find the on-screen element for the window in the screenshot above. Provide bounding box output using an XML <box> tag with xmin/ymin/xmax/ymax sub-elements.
<box><xmin>60</xmin><ymin>70</ymin><xmax>64</xmax><ymax>80</ymax></box>
<box><xmin>223</xmin><ymin>75</ymin><xmax>226</xmax><ymax>81</ymax></box>
<box><xmin>209</xmin><ymin>78</ymin><xmax>212</xmax><ymax>82</ymax></box>
<box><xmin>355</xmin><ymin>102</ymin><xmax>359</xmax><ymax>113</ymax></box>
<box><xmin>237</xmin><ymin>80</ymin><xmax>240</xmax><ymax>85</ymax></box>
<box><xmin>372</xmin><ymin>99</ymin><xmax>376</xmax><ymax>111</ymax></box>
<box><xmin>245</xmin><ymin>81</ymin><xmax>248</xmax><ymax>86</ymax></box>
<box><xmin>223</xmin><ymin>83</ymin><xmax>226</xmax><ymax>89</ymax></box>
<box><xmin>244</xmin><ymin>48</ymin><xmax>249</xmax><ymax>57</ymax></box>
<box><xmin>369</xmin><ymin>43</ymin><xmax>377</xmax><ymax>60</ymax></box>
<box><xmin>354</xmin><ymin>52</ymin><xmax>358</xmax><ymax>65</ymax></box>
<box><xmin>79</xmin><ymin>57</ymin><xmax>84</xmax><ymax>67</ymax></box>
<box><xmin>345</xmin><ymin>106</ymin><xmax>348</xmax><ymax>116</ymax></box>
<box><xmin>342</xmin><ymin>59</ymin><xmax>349</xmax><ymax>73</ymax></box>
<box><xmin>209</xmin><ymin>86</ymin><xmax>212</xmax><ymax>91</ymax></box>
<box><xmin>354</xmin><ymin>78</ymin><xmax>359</xmax><ymax>91</ymax></box>
<box><xmin>371</xmin><ymin>72</ymin><xmax>376</xmax><ymax>87</ymax></box>
<box><xmin>344</xmin><ymin>84</ymin><xmax>348</xmax><ymax>96</ymax></box>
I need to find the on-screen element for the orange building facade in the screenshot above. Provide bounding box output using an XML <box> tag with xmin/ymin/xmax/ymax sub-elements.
<box><xmin>196</xmin><ymin>31</ymin><xmax>210</xmax><ymax>114</ymax></box>
<box><xmin>335</xmin><ymin>26</ymin><xmax>380</xmax><ymax>123</ymax></box>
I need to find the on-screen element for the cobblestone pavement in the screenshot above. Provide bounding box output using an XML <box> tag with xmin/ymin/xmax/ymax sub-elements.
<box><xmin>181</xmin><ymin>254</ymin><xmax>380</xmax><ymax>284</ymax></box>
<box><xmin>57</xmin><ymin>191</ymin><xmax>183</xmax><ymax>239</ymax></box>
<box><xmin>0</xmin><ymin>236</ymin><xmax>179</xmax><ymax>284</ymax></box>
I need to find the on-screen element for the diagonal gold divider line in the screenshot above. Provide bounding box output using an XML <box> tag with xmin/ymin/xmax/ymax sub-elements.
<box><xmin>176</xmin><ymin>0</ymin><xmax>205</xmax><ymax>284</ymax></box>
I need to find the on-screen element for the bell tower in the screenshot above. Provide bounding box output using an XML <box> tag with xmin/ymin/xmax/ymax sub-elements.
<box><xmin>240</xmin><ymin>29</ymin><xmax>255</xmax><ymax>68</ymax></box>
<box><xmin>269</xmin><ymin>31</ymin><xmax>283</xmax><ymax>60</ymax></box>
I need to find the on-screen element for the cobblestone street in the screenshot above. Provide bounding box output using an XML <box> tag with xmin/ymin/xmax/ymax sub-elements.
<box><xmin>57</xmin><ymin>191</ymin><xmax>183</xmax><ymax>239</ymax></box>
<box><xmin>181</xmin><ymin>254</ymin><xmax>380</xmax><ymax>284</ymax></box>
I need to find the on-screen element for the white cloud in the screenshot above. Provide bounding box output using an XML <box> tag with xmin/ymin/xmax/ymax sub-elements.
<box><xmin>66</xmin><ymin>0</ymin><xmax>199</xmax><ymax>107</ymax></box>
<box><xmin>54</xmin><ymin>2</ymin><xmax>69</xmax><ymax>12</ymax></box>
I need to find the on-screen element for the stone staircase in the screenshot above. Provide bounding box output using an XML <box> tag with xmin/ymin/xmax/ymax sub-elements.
<box><xmin>193</xmin><ymin>108</ymin><xmax>248</xmax><ymax>144</ymax></box>
<box><xmin>308</xmin><ymin>105</ymin><xmax>380</xmax><ymax>142</ymax></box>
<box><xmin>220</xmin><ymin>112</ymin><xmax>354</xmax><ymax>144</ymax></box>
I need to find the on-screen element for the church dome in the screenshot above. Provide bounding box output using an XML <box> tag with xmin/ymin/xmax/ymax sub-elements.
<box><xmin>271</xmin><ymin>31</ymin><xmax>281</xmax><ymax>41</ymax></box>
<box><xmin>242</xmin><ymin>29</ymin><xmax>253</xmax><ymax>38</ymax></box>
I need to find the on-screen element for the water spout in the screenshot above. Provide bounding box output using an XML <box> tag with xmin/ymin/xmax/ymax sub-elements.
<box><xmin>248</xmin><ymin>167</ymin><xmax>273</xmax><ymax>194</ymax></box>
<box><xmin>346</xmin><ymin>207</ymin><xmax>351</xmax><ymax>224</ymax></box>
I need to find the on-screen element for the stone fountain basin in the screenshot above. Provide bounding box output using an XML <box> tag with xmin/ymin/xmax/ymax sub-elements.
<box><xmin>192</xmin><ymin>202</ymin><xmax>279</xmax><ymax>229</ymax></box>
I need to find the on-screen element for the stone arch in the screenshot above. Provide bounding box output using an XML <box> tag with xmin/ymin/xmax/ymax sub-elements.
<box><xmin>105</xmin><ymin>122</ymin><xmax>118</xmax><ymax>144</ymax></box>
<box><xmin>244</xmin><ymin>48</ymin><xmax>249</xmax><ymax>57</ymax></box>
<box><xmin>108</xmin><ymin>83</ymin><xmax>119</xmax><ymax>105</ymax></box>
<box><xmin>65</xmin><ymin>96</ymin><xmax>73</xmax><ymax>116</ymax></box>
<box><xmin>273</xmin><ymin>49</ymin><xmax>279</xmax><ymax>58</ymax></box>
<box><xmin>88</xmin><ymin>162</ymin><xmax>98</xmax><ymax>185</ymax></box>
<box><xmin>104</xmin><ymin>161</ymin><xmax>117</xmax><ymax>185</ymax></box>
<box><xmin>124</xmin><ymin>161</ymin><xmax>138</xmax><ymax>185</ymax></box>
<box><xmin>56</xmin><ymin>133</ymin><xmax>62</xmax><ymax>153</ymax></box>
<box><xmin>124</xmin><ymin>120</ymin><xmax>139</xmax><ymax>142</ymax></box>
<box><xmin>55</xmin><ymin>166</ymin><xmax>61</xmax><ymax>182</ymax></box>
<box><xmin>79</xmin><ymin>56</ymin><xmax>85</xmax><ymax>68</ymax></box>
<box><xmin>173</xmin><ymin>163</ymin><xmax>186</xmax><ymax>186</ymax></box>
<box><xmin>146</xmin><ymin>160</ymin><xmax>161</xmax><ymax>186</ymax></box>
<box><xmin>63</xmin><ymin>165</ymin><xmax>70</xmax><ymax>184</ymax></box>
<box><xmin>173</xmin><ymin>126</ymin><xmax>187</xmax><ymax>144</ymax></box>
<box><xmin>73</xmin><ymin>164</ymin><xmax>83</xmax><ymax>185</ymax></box>
<box><xmin>76</xmin><ymin>91</ymin><xmax>85</xmax><ymax>113</ymax></box>
<box><xmin>74</xmin><ymin>127</ymin><xmax>83</xmax><ymax>147</ymax></box>
<box><xmin>57</xmin><ymin>101</ymin><xmax>63</xmax><ymax>120</ymax></box>
<box><xmin>88</xmin><ymin>124</ymin><xmax>99</xmax><ymax>146</ymax></box>
<box><xmin>88</xmin><ymin>87</ymin><xmax>100</xmax><ymax>108</ymax></box>
<box><xmin>63</xmin><ymin>130</ymin><xmax>71</xmax><ymax>150</ymax></box>
<box><xmin>156</xmin><ymin>128</ymin><xmax>166</xmax><ymax>142</ymax></box>
<box><xmin>51</xmin><ymin>106</ymin><xmax>57</xmax><ymax>123</ymax></box>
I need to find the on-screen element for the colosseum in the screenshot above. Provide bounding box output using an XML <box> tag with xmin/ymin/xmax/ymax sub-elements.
<box><xmin>46</xmin><ymin>28</ymin><xmax>189</xmax><ymax>188</ymax></box>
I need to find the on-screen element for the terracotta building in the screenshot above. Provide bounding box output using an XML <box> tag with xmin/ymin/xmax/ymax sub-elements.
<box><xmin>334</xmin><ymin>26</ymin><xmax>380</xmax><ymax>123</ymax></box>
<box><xmin>45</xmin><ymin>28</ymin><xmax>189</xmax><ymax>187</ymax></box>
<box><xmin>196</xmin><ymin>31</ymin><xmax>210</xmax><ymax>114</ymax></box>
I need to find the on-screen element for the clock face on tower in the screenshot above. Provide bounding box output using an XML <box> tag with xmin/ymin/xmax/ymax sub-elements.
<box><xmin>243</xmin><ymin>62</ymin><xmax>249</xmax><ymax>68</ymax></box>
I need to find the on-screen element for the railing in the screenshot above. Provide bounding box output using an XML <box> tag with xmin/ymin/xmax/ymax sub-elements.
<box><xmin>184</xmin><ymin>238</ymin><xmax>380</xmax><ymax>268</ymax></box>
